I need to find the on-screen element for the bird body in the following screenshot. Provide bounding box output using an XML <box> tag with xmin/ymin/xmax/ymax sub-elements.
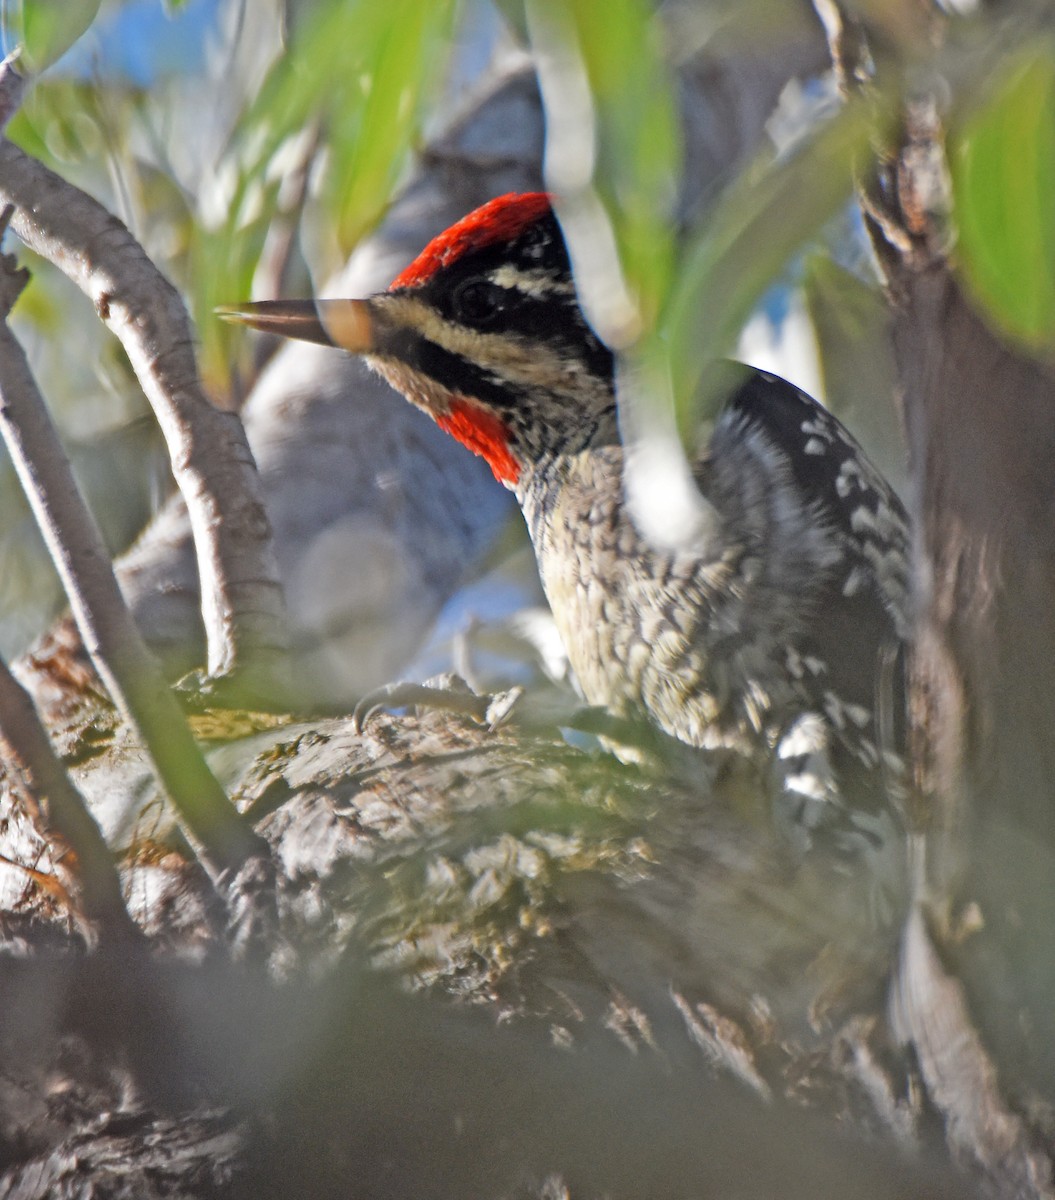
<box><xmin>222</xmin><ymin>193</ymin><xmax>910</xmax><ymax>841</ymax></box>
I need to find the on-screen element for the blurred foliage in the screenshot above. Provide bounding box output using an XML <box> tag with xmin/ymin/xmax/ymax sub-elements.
<box><xmin>951</xmin><ymin>42</ymin><xmax>1055</xmax><ymax>355</ymax></box>
<box><xmin>1</xmin><ymin>0</ymin><xmax>461</xmax><ymax>653</ymax></box>
<box><xmin>11</xmin><ymin>0</ymin><xmax>102</xmax><ymax>71</ymax></box>
<box><xmin>558</xmin><ymin>0</ymin><xmax>680</xmax><ymax>329</ymax></box>
<box><xmin>197</xmin><ymin>0</ymin><xmax>458</xmax><ymax>392</ymax></box>
<box><xmin>522</xmin><ymin>0</ymin><xmax>884</xmax><ymax>434</ymax></box>
<box><xmin>8</xmin><ymin>0</ymin><xmax>460</xmax><ymax>395</ymax></box>
<box><xmin>804</xmin><ymin>254</ymin><xmax>906</xmax><ymax>497</ymax></box>
<box><xmin>663</xmin><ymin>99</ymin><xmax>879</xmax><ymax>433</ymax></box>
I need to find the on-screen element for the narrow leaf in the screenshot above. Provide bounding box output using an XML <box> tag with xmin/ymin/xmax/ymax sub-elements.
<box><xmin>18</xmin><ymin>0</ymin><xmax>101</xmax><ymax>71</ymax></box>
<box><xmin>562</xmin><ymin>0</ymin><xmax>681</xmax><ymax>325</ymax></box>
<box><xmin>661</xmin><ymin>100</ymin><xmax>875</xmax><ymax>434</ymax></box>
<box><xmin>951</xmin><ymin>47</ymin><xmax>1055</xmax><ymax>351</ymax></box>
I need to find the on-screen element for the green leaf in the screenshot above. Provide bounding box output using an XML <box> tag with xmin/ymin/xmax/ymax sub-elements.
<box><xmin>6</xmin><ymin>78</ymin><xmax>108</xmax><ymax>165</ymax></box>
<box><xmin>660</xmin><ymin>100</ymin><xmax>875</xmax><ymax>434</ymax></box>
<box><xmin>561</xmin><ymin>0</ymin><xmax>681</xmax><ymax>326</ymax></box>
<box><xmin>236</xmin><ymin>0</ymin><xmax>455</xmax><ymax>254</ymax></box>
<box><xmin>324</xmin><ymin>0</ymin><xmax>457</xmax><ymax>249</ymax></box>
<box><xmin>951</xmin><ymin>46</ymin><xmax>1055</xmax><ymax>351</ymax></box>
<box><xmin>17</xmin><ymin>0</ymin><xmax>101</xmax><ymax>71</ymax></box>
<box><xmin>199</xmin><ymin>0</ymin><xmax>456</xmax><ymax>391</ymax></box>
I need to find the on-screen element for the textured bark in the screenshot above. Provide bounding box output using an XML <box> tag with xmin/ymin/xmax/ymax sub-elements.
<box><xmin>892</xmin><ymin>267</ymin><xmax>1055</xmax><ymax>850</ymax></box>
<box><xmin>0</xmin><ymin>649</ymin><xmax>133</xmax><ymax>942</ymax></box>
<box><xmin>888</xmin><ymin>258</ymin><xmax>1055</xmax><ymax>1185</ymax></box>
<box><xmin>804</xmin><ymin>5</ymin><xmax>1055</xmax><ymax>1192</ymax></box>
<box><xmin>835</xmin><ymin>20</ymin><xmax>1055</xmax><ymax>1200</ymax></box>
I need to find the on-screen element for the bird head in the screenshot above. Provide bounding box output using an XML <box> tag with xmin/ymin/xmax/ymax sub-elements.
<box><xmin>220</xmin><ymin>193</ymin><xmax>616</xmax><ymax>488</ymax></box>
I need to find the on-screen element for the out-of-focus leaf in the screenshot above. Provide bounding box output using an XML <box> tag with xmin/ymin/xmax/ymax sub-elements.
<box><xmin>201</xmin><ymin>0</ymin><xmax>457</xmax><ymax>390</ymax></box>
<box><xmin>561</xmin><ymin>0</ymin><xmax>681</xmax><ymax>327</ymax></box>
<box><xmin>10</xmin><ymin>265</ymin><xmax>63</xmax><ymax>334</ymax></box>
<box><xmin>5</xmin><ymin>73</ymin><xmax>146</xmax><ymax>259</ymax></box>
<box><xmin>194</xmin><ymin>209</ymin><xmax>275</xmax><ymax>396</ymax></box>
<box><xmin>325</xmin><ymin>0</ymin><xmax>457</xmax><ymax>249</ymax></box>
<box><xmin>16</xmin><ymin>0</ymin><xmax>101</xmax><ymax>71</ymax></box>
<box><xmin>951</xmin><ymin>46</ymin><xmax>1055</xmax><ymax>352</ymax></box>
<box><xmin>662</xmin><ymin>99</ymin><xmax>876</xmax><ymax>435</ymax></box>
<box><xmin>239</xmin><ymin>0</ymin><xmax>455</xmax><ymax>249</ymax></box>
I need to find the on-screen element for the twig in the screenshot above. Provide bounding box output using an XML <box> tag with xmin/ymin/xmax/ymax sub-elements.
<box><xmin>0</xmin><ymin>125</ymin><xmax>288</xmax><ymax>693</ymax></box>
<box><xmin>0</xmin><ymin>232</ymin><xmax>265</xmax><ymax>881</ymax></box>
<box><xmin>812</xmin><ymin>0</ymin><xmax>872</xmax><ymax>96</ymax></box>
<box><xmin>0</xmin><ymin>650</ymin><xmax>138</xmax><ymax>945</ymax></box>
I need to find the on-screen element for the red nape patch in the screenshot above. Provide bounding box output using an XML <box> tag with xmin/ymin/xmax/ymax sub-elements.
<box><xmin>390</xmin><ymin>193</ymin><xmax>552</xmax><ymax>290</ymax></box>
<box><xmin>437</xmin><ymin>397</ymin><xmax>520</xmax><ymax>486</ymax></box>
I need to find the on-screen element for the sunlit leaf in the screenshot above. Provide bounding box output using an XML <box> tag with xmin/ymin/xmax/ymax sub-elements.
<box><xmin>6</xmin><ymin>77</ymin><xmax>129</xmax><ymax>188</ymax></box>
<box><xmin>661</xmin><ymin>100</ymin><xmax>876</xmax><ymax>434</ymax></box>
<box><xmin>324</xmin><ymin>0</ymin><xmax>457</xmax><ymax>249</ymax></box>
<box><xmin>238</xmin><ymin>0</ymin><xmax>455</xmax><ymax>250</ymax></box>
<box><xmin>16</xmin><ymin>0</ymin><xmax>101</xmax><ymax>71</ymax></box>
<box><xmin>9</xmin><ymin>261</ymin><xmax>62</xmax><ymax>335</ymax></box>
<box><xmin>201</xmin><ymin>0</ymin><xmax>457</xmax><ymax>390</ymax></box>
<box><xmin>561</xmin><ymin>0</ymin><xmax>681</xmax><ymax>325</ymax></box>
<box><xmin>951</xmin><ymin>46</ymin><xmax>1055</xmax><ymax>352</ymax></box>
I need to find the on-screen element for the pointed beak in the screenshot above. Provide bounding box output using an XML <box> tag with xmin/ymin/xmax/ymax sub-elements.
<box><xmin>216</xmin><ymin>298</ymin><xmax>376</xmax><ymax>353</ymax></box>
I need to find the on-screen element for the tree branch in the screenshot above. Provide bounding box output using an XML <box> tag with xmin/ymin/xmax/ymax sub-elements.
<box><xmin>0</xmin><ymin>238</ymin><xmax>265</xmax><ymax>884</ymax></box>
<box><xmin>0</xmin><ymin>55</ymin><xmax>288</xmax><ymax>692</ymax></box>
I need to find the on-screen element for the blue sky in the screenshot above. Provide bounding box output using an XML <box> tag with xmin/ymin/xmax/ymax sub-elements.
<box><xmin>51</xmin><ymin>0</ymin><xmax>223</xmax><ymax>85</ymax></box>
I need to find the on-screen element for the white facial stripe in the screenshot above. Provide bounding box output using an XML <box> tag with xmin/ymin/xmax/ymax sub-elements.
<box><xmin>489</xmin><ymin>264</ymin><xmax>577</xmax><ymax>298</ymax></box>
<box><xmin>376</xmin><ymin>293</ymin><xmax>609</xmax><ymax>406</ymax></box>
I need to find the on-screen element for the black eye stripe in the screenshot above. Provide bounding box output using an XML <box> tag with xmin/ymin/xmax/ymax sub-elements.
<box><xmin>381</xmin><ymin>329</ymin><xmax>518</xmax><ymax>409</ymax></box>
<box><xmin>380</xmin><ymin>313</ymin><xmax>614</xmax><ymax>412</ymax></box>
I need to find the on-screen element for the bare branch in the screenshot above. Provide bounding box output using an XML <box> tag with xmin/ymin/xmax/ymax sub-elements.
<box><xmin>0</xmin><ymin>135</ymin><xmax>288</xmax><ymax>692</ymax></box>
<box><xmin>0</xmin><ymin>248</ymin><xmax>264</xmax><ymax>881</ymax></box>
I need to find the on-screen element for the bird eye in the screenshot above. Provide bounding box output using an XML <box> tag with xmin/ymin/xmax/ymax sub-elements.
<box><xmin>453</xmin><ymin>279</ymin><xmax>504</xmax><ymax>326</ymax></box>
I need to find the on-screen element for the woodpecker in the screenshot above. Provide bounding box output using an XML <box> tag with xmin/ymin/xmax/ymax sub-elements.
<box><xmin>221</xmin><ymin>193</ymin><xmax>910</xmax><ymax>851</ymax></box>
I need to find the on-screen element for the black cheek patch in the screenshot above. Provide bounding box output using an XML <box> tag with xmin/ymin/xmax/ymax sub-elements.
<box><xmin>380</xmin><ymin>328</ymin><xmax>520</xmax><ymax>411</ymax></box>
